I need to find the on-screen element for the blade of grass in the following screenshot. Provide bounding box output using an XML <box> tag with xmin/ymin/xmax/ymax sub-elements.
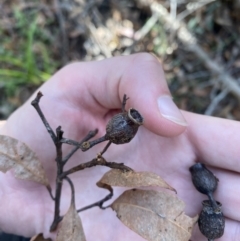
<box><xmin>25</xmin><ymin>19</ymin><xmax>38</xmax><ymax>84</ymax></box>
<box><xmin>0</xmin><ymin>69</ymin><xmax>27</xmax><ymax>78</ymax></box>
<box><xmin>0</xmin><ymin>56</ymin><xmax>27</xmax><ymax>68</ymax></box>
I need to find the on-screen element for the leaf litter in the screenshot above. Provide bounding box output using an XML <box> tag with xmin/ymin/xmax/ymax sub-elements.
<box><xmin>56</xmin><ymin>201</ymin><xmax>86</xmax><ymax>241</ymax></box>
<box><xmin>97</xmin><ymin>169</ymin><xmax>176</xmax><ymax>192</ymax></box>
<box><xmin>0</xmin><ymin>135</ymin><xmax>50</xmax><ymax>187</ymax></box>
<box><xmin>97</xmin><ymin>170</ymin><xmax>196</xmax><ymax>240</ymax></box>
<box><xmin>112</xmin><ymin>189</ymin><xmax>198</xmax><ymax>241</ymax></box>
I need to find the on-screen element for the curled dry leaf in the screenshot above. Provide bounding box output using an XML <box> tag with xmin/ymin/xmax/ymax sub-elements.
<box><xmin>97</xmin><ymin>169</ymin><xmax>176</xmax><ymax>192</ymax></box>
<box><xmin>30</xmin><ymin>233</ymin><xmax>52</xmax><ymax>241</ymax></box>
<box><xmin>112</xmin><ymin>189</ymin><xmax>198</xmax><ymax>241</ymax></box>
<box><xmin>0</xmin><ymin>135</ymin><xmax>50</xmax><ymax>187</ymax></box>
<box><xmin>56</xmin><ymin>202</ymin><xmax>86</xmax><ymax>241</ymax></box>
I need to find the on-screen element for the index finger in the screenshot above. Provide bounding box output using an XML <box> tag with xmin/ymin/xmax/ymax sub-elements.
<box><xmin>185</xmin><ymin>111</ymin><xmax>240</xmax><ymax>173</ymax></box>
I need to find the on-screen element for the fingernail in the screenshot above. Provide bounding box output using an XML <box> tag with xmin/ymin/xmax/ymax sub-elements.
<box><xmin>157</xmin><ymin>95</ymin><xmax>188</xmax><ymax>126</ymax></box>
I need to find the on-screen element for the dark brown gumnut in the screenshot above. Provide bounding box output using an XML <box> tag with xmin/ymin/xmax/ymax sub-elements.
<box><xmin>189</xmin><ymin>162</ymin><xmax>219</xmax><ymax>210</ymax></box>
<box><xmin>81</xmin><ymin>107</ymin><xmax>144</xmax><ymax>152</ymax></box>
<box><xmin>190</xmin><ymin>163</ymin><xmax>218</xmax><ymax>194</ymax></box>
<box><xmin>198</xmin><ymin>200</ymin><xmax>225</xmax><ymax>241</ymax></box>
<box><xmin>105</xmin><ymin>108</ymin><xmax>143</xmax><ymax>144</ymax></box>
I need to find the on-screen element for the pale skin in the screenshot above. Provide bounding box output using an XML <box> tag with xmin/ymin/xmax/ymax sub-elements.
<box><xmin>0</xmin><ymin>53</ymin><xmax>239</xmax><ymax>240</ymax></box>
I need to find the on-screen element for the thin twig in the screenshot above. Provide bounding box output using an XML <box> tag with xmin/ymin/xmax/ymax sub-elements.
<box><xmin>32</xmin><ymin>92</ymin><xmax>63</xmax><ymax>231</ymax></box>
<box><xmin>60</xmin><ymin>138</ymin><xmax>81</xmax><ymax>146</ymax></box>
<box><xmin>64</xmin><ymin>176</ymin><xmax>75</xmax><ymax>206</ymax></box>
<box><xmin>61</xmin><ymin>129</ymin><xmax>98</xmax><ymax>146</ymax></box>
<box><xmin>50</xmin><ymin>126</ymin><xmax>64</xmax><ymax>232</ymax></box>
<box><xmin>50</xmin><ymin>177</ymin><xmax>63</xmax><ymax>231</ymax></box>
<box><xmin>99</xmin><ymin>141</ymin><xmax>112</xmax><ymax>156</ymax></box>
<box><xmin>77</xmin><ymin>188</ymin><xmax>113</xmax><ymax>212</ymax></box>
<box><xmin>31</xmin><ymin>92</ymin><xmax>57</xmax><ymax>143</ymax></box>
<box><xmin>56</xmin><ymin>126</ymin><xmax>63</xmax><ymax>163</ymax></box>
<box><xmin>60</xmin><ymin>156</ymin><xmax>132</xmax><ymax>179</ymax></box>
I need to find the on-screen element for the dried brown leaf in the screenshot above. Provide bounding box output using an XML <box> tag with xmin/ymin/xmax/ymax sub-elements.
<box><xmin>112</xmin><ymin>189</ymin><xmax>198</xmax><ymax>241</ymax></box>
<box><xmin>97</xmin><ymin>169</ymin><xmax>176</xmax><ymax>192</ymax></box>
<box><xmin>0</xmin><ymin>135</ymin><xmax>49</xmax><ymax>187</ymax></box>
<box><xmin>30</xmin><ymin>233</ymin><xmax>52</xmax><ymax>241</ymax></box>
<box><xmin>56</xmin><ymin>202</ymin><xmax>86</xmax><ymax>241</ymax></box>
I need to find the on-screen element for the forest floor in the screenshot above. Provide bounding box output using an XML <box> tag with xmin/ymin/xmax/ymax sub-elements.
<box><xmin>1</xmin><ymin>0</ymin><xmax>240</xmax><ymax>120</ymax></box>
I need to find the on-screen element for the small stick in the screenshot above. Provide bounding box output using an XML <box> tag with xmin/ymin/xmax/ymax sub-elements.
<box><xmin>61</xmin><ymin>129</ymin><xmax>98</xmax><ymax>147</ymax></box>
<box><xmin>31</xmin><ymin>92</ymin><xmax>63</xmax><ymax>231</ymax></box>
<box><xmin>99</xmin><ymin>141</ymin><xmax>112</xmax><ymax>156</ymax></box>
<box><xmin>50</xmin><ymin>177</ymin><xmax>63</xmax><ymax>231</ymax></box>
<box><xmin>77</xmin><ymin>188</ymin><xmax>113</xmax><ymax>212</ymax></box>
<box><xmin>60</xmin><ymin>138</ymin><xmax>81</xmax><ymax>146</ymax></box>
<box><xmin>64</xmin><ymin>176</ymin><xmax>75</xmax><ymax>206</ymax></box>
<box><xmin>50</xmin><ymin>126</ymin><xmax>64</xmax><ymax>231</ymax></box>
<box><xmin>60</xmin><ymin>156</ymin><xmax>132</xmax><ymax>179</ymax></box>
<box><xmin>31</xmin><ymin>92</ymin><xmax>57</xmax><ymax>144</ymax></box>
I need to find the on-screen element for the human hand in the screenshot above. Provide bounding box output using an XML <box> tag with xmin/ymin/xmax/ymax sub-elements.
<box><xmin>0</xmin><ymin>53</ymin><xmax>239</xmax><ymax>241</ymax></box>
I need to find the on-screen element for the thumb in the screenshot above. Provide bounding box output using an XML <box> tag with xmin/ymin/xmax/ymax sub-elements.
<box><xmin>94</xmin><ymin>53</ymin><xmax>187</xmax><ymax>136</ymax></box>
<box><xmin>56</xmin><ymin>53</ymin><xmax>187</xmax><ymax>137</ymax></box>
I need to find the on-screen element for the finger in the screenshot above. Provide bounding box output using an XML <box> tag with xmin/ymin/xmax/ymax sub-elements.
<box><xmin>184</xmin><ymin>111</ymin><xmax>240</xmax><ymax>173</ymax></box>
<box><xmin>50</xmin><ymin>53</ymin><xmax>187</xmax><ymax>137</ymax></box>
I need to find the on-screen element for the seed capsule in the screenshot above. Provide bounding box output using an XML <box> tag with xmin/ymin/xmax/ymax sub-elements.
<box><xmin>189</xmin><ymin>163</ymin><xmax>218</xmax><ymax>195</ymax></box>
<box><xmin>105</xmin><ymin>108</ymin><xmax>143</xmax><ymax>144</ymax></box>
<box><xmin>198</xmin><ymin>200</ymin><xmax>225</xmax><ymax>241</ymax></box>
<box><xmin>189</xmin><ymin>162</ymin><xmax>220</xmax><ymax>210</ymax></box>
<box><xmin>81</xmin><ymin>95</ymin><xmax>144</xmax><ymax>152</ymax></box>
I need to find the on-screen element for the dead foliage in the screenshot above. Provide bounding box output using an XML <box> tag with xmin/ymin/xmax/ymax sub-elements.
<box><xmin>0</xmin><ymin>135</ymin><xmax>50</xmax><ymax>187</ymax></box>
<box><xmin>112</xmin><ymin>189</ymin><xmax>198</xmax><ymax>241</ymax></box>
